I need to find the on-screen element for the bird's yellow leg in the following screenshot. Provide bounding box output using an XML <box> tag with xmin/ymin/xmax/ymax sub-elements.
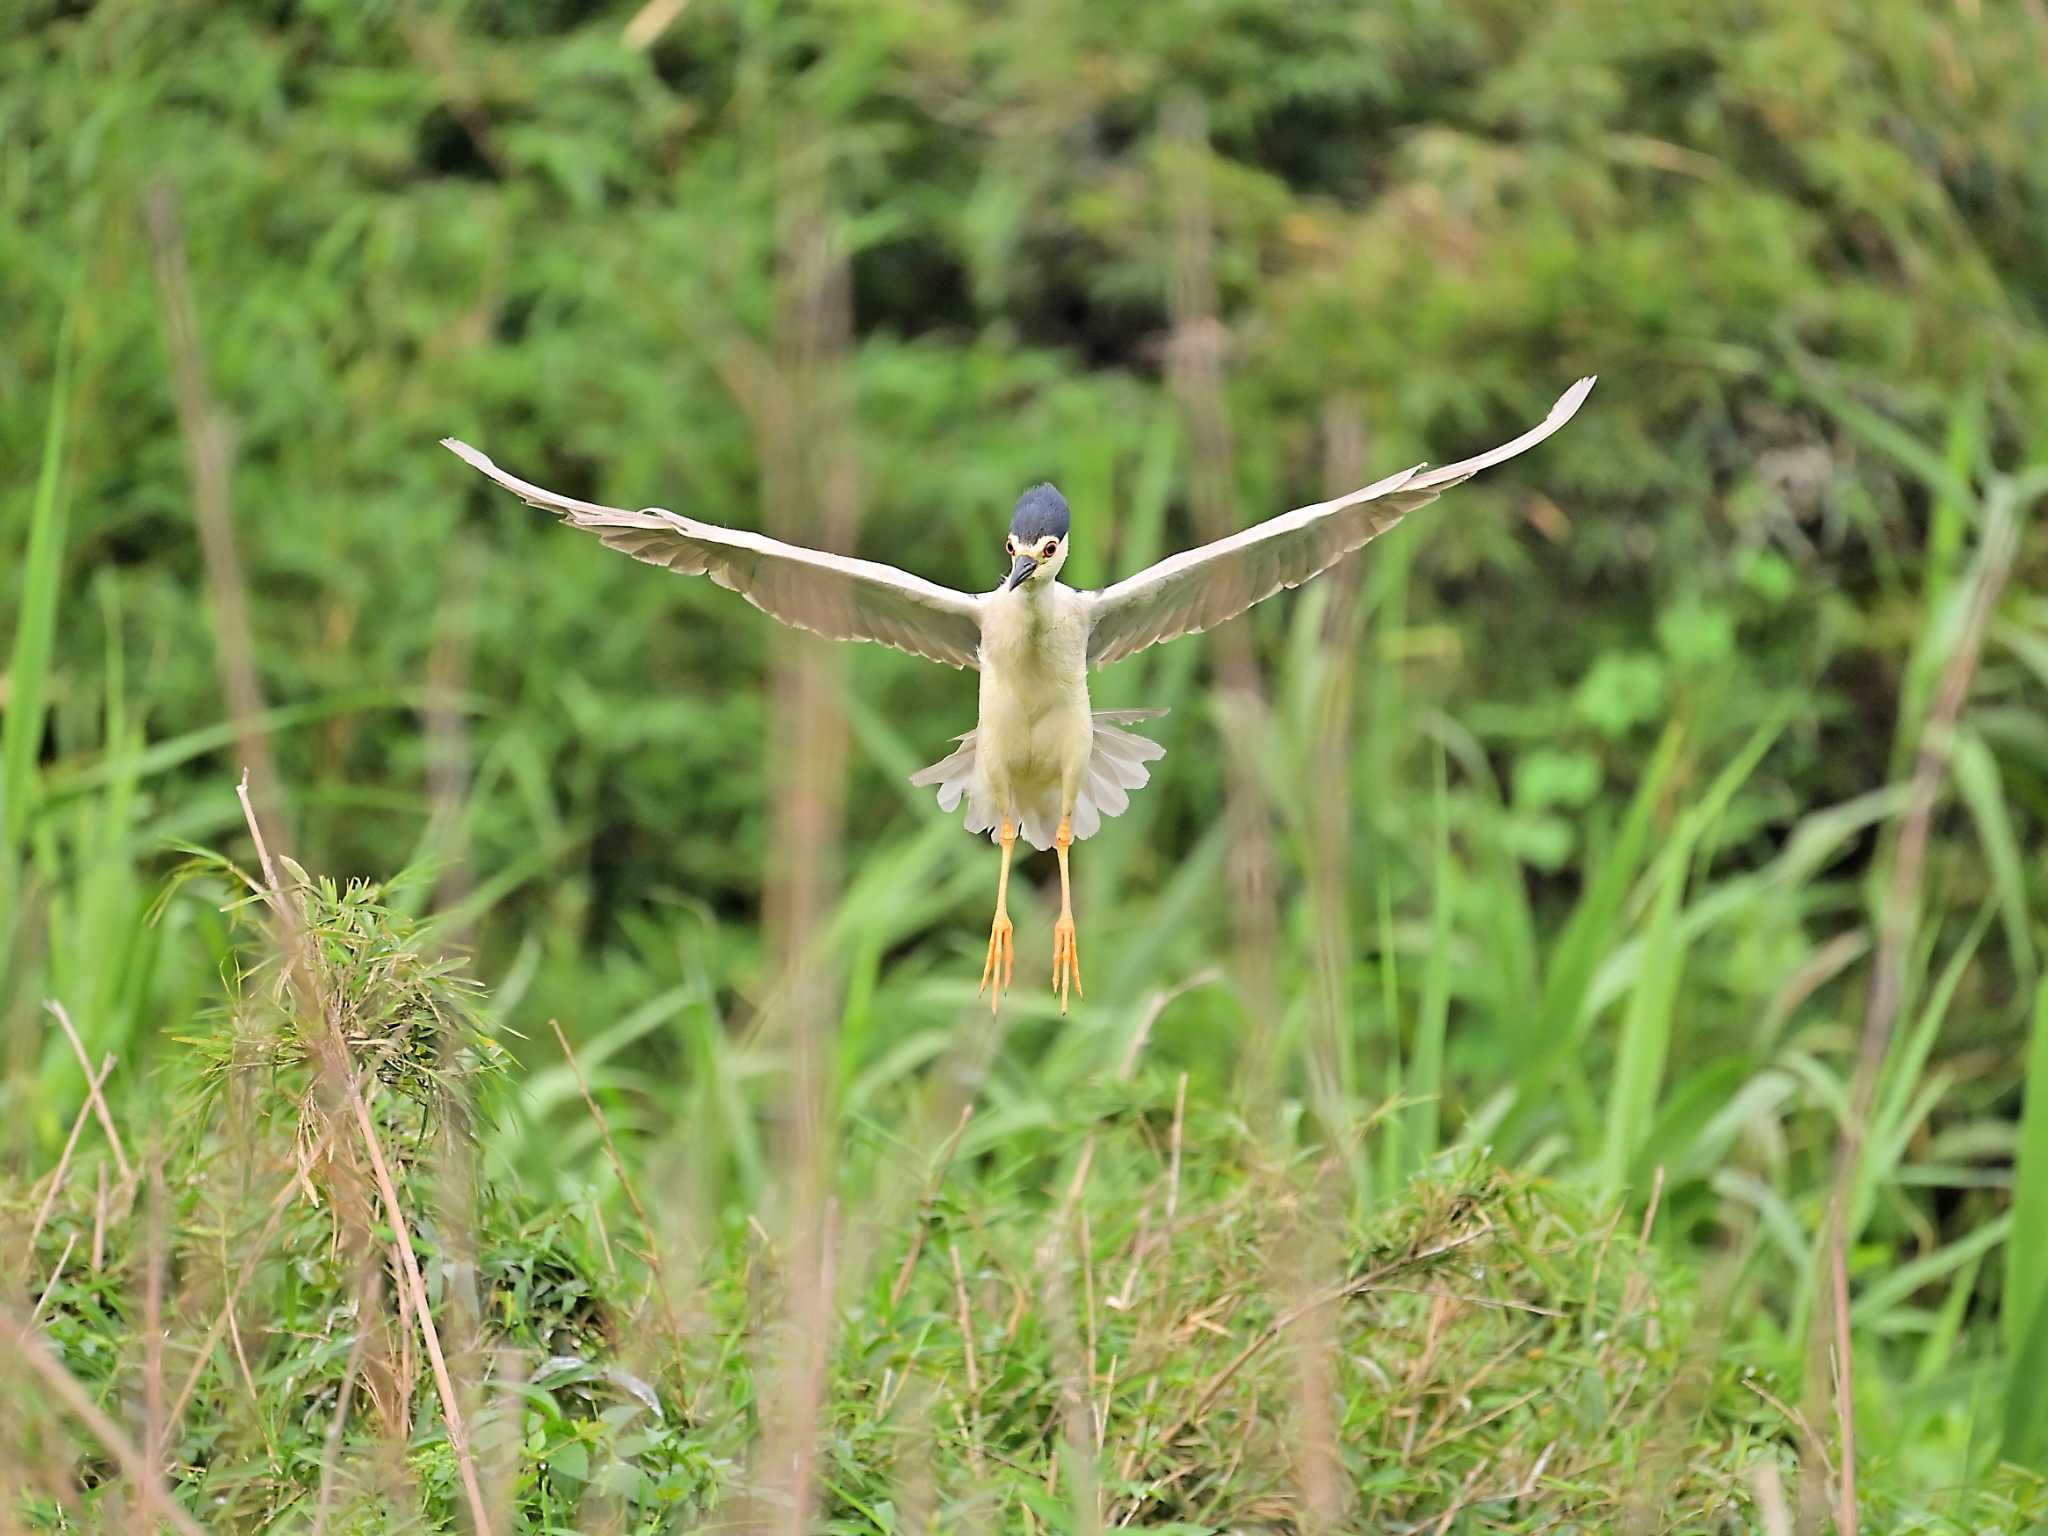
<box><xmin>979</xmin><ymin>817</ymin><xmax>1017</xmax><ymax>1015</ymax></box>
<box><xmin>1052</xmin><ymin>815</ymin><xmax>1082</xmax><ymax>1015</ymax></box>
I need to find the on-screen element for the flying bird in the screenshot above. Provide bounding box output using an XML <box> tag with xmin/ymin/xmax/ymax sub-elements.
<box><xmin>444</xmin><ymin>375</ymin><xmax>1593</xmax><ymax>1015</ymax></box>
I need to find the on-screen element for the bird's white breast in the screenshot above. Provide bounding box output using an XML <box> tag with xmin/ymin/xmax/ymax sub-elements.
<box><xmin>976</xmin><ymin>583</ymin><xmax>1092</xmax><ymax>790</ymax></box>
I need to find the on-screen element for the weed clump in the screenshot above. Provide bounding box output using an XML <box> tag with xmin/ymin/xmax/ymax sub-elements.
<box><xmin>9</xmin><ymin>853</ymin><xmax>2042</xmax><ymax>1531</ymax></box>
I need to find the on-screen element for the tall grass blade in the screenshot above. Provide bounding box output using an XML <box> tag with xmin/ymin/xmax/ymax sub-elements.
<box><xmin>1851</xmin><ymin>903</ymin><xmax>1992</xmax><ymax>1244</ymax></box>
<box><xmin>1852</xmin><ymin>1213</ymin><xmax>2011</xmax><ymax>1325</ymax></box>
<box><xmin>2004</xmin><ymin>977</ymin><xmax>2048</xmax><ymax>1356</ymax></box>
<box><xmin>1409</xmin><ymin>748</ymin><xmax>1451</xmax><ymax>1168</ymax></box>
<box><xmin>1597</xmin><ymin>846</ymin><xmax>1688</xmax><ymax>1201</ymax></box>
<box><xmin>2006</xmin><ymin>1288</ymin><xmax>2048</xmax><ymax>1473</ymax></box>
<box><xmin>3</xmin><ymin>315</ymin><xmax>73</xmax><ymax>859</ymax></box>
<box><xmin>1508</xmin><ymin>724</ymin><xmax>1684</xmax><ymax>1146</ymax></box>
<box><xmin>1949</xmin><ymin>726</ymin><xmax>2036</xmax><ymax>984</ymax></box>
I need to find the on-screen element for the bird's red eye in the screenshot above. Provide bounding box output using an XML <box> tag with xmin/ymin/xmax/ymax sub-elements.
<box><xmin>1005</xmin><ymin>537</ymin><xmax>1017</xmax><ymax>555</ymax></box>
<box><xmin>1042</xmin><ymin>540</ymin><xmax>1058</xmax><ymax>557</ymax></box>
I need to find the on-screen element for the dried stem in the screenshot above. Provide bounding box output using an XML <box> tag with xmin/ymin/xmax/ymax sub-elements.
<box><xmin>890</xmin><ymin>1104</ymin><xmax>975</xmax><ymax>1309</ymax></box>
<box><xmin>166</xmin><ymin>1119</ymin><xmax>342</xmax><ymax>1431</ymax></box>
<box><xmin>950</xmin><ymin>1244</ymin><xmax>983</xmax><ymax>1475</ymax></box>
<box><xmin>26</xmin><ymin>1235</ymin><xmax>75</xmax><ymax>1328</ymax></box>
<box><xmin>1807</xmin><ymin>485</ymin><xmax>2018</xmax><ymax>1530</ymax></box>
<box><xmin>1283</xmin><ymin>404</ymin><xmax>1371</xmax><ymax>1533</ymax></box>
<box><xmin>90</xmin><ymin>1167</ymin><xmax>106</xmax><ymax>1272</ymax></box>
<box><xmin>143</xmin><ymin>1157</ymin><xmax>166</xmax><ymax>1483</ymax></box>
<box><xmin>26</xmin><ymin>1052</ymin><xmax>117</xmax><ymax>1259</ymax></box>
<box><xmin>232</xmin><ymin>773</ymin><xmax>494</xmax><ymax>1536</ymax></box>
<box><xmin>145</xmin><ymin>185</ymin><xmax>284</xmax><ymax>840</ymax></box>
<box><xmin>424</xmin><ymin>545</ymin><xmax>479</xmax><ymax>947</ymax></box>
<box><xmin>345</xmin><ymin>1079</ymin><xmax>493</xmax><ymax>1533</ymax></box>
<box><xmin>1305</xmin><ymin>400</ymin><xmax>1368</xmax><ymax>1154</ymax></box>
<box><xmin>0</xmin><ymin>1299</ymin><xmax>209</xmax><ymax>1536</ymax></box>
<box><xmin>312</xmin><ymin>1262</ymin><xmax>382</xmax><ymax>1536</ymax></box>
<box><xmin>1149</xmin><ymin>1222</ymin><xmax>1492</xmax><ymax>1468</ymax></box>
<box><xmin>723</xmin><ymin>110</ymin><xmax>859</xmax><ymax>1536</ymax></box>
<box><xmin>45</xmin><ymin>999</ymin><xmax>132</xmax><ymax>1185</ymax></box>
<box><xmin>623</xmin><ymin>0</ymin><xmax>692</xmax><ymax>48</ymax></box>
<box><xmin>1831</xmin><ymin>1243</ymin><xmax>1856</xmax><ymax>1536</ymax></box>
<box><xmin>1161</xmin><ymin>92</ymin><xmax>1282</xmax><ymax>1092</ymax></box>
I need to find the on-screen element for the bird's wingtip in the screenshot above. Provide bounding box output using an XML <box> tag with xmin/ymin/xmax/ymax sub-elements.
<box><xmin>1552</xmin><ymin>374</ymin><xmax>1597</xmax><ymax>421</ymax></box>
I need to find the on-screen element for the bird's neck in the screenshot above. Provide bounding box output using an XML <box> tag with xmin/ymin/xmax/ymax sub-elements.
<box><xmin>984</xmin><ymin>578</ymin><xmax>1064</xmax><ymax>663</ymax></box>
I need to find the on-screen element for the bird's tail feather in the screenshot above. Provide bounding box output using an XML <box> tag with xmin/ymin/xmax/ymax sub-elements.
<box><xmin>910</xmin><ymin>710</ymin><xmax>1167</xmax><ymax>849</ymax></box>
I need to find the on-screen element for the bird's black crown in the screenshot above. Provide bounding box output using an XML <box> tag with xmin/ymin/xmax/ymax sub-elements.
<box><xmin>1009</xmin><ymin>483</ymin><xmax>1070</xmax><ymax>543</ymax></box>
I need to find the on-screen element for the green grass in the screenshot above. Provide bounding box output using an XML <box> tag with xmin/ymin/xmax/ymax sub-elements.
<box><xmin>7</xmin><ymin>849</ymin><xmax>2045</xmax><ymax>1531</ymax></box>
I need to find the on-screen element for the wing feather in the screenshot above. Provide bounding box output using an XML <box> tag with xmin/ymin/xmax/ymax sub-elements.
<box><xmin>444</xmin><ymin>440</ymin><xmax>985</xmax><ymax>669</ymax></box>
<box><xmin>1085</xmin><ymin>377</ymin><xmax>1594</xmax><ymax>667</ymax></box>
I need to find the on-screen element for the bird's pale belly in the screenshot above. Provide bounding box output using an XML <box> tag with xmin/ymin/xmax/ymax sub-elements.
<box><xmin>979</xmin><ymin>678</ymin><xmax>1091</xmax><ymax>789</ymax></box>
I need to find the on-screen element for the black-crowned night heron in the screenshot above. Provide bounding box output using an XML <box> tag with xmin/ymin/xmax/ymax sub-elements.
<box><xmin>445</xmin><ymin>375</ymin><xmax>1592</xmax><ymax>1015</ymax></box>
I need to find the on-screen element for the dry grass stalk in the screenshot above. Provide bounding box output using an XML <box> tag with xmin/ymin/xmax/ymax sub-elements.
<box><xmin>424</xmin><ymin>544</ymin><xmax>479</xmax><ymax>946</ymax></box>
<box><xmin>0</xmin><ymin>1297</ymin><xmax>209</xmax><ymax>1536</ymax></box>
<box><xmin>1161</xmin><ymin>91</ymin><xmax>1283</xmax><ymax>1082</ymax></box>
<box><xmin>91</xmin><ymin>1163</ymin><xmax>107</xmax><ymax>1272</ymax></box>
<box><xmin>1755</xmin><ymin>1458</ymin><xmax>1794</xmax><ymax>1536</ymax></box>
<box><xmin>312</xmin><ymin>1261</ymin><xmax>383</xmax><ymax>1536</ymax></box>
<box><xmin>1287</xmin><ymin>406</ymin><xmax>1371</xmax><ymax>1533</ymax></box>
<box><xmin>1280</xmin><ymin>1218</ymin><xmax>1344</xmax><ymax>1530</ymax></box>
<box><xmin>1166</xmin><ymin>1072</ymin><xmax>1187</xmax><ymax>1229</ymax></box>
<box><xmin>622</xmin><ymin>0</ymin><xmax>691</xmax><ymax>49</ymax></box>
<box><xmin>26</xmin><ymin>1050</ymin><xmax>116</xmax><ymax>1259</ymax></box>
<box><xmin>1830</xmin><ymin>1243</ymin><xmax>1855</xmax><ymax>1536</ymax></box>
<box><xmin>143</xmin><ymin>1156</ymin><xmax>167</xmax><ymax>1483</ymax></box>
<box><xmin>27</xmin><ymin>1233</ymin><xmax>75</xmax><ymax>1328</ymax></box>
<box><xmin>951</xmin><ymin>1243</ymin><xmax>984</xmax><ymax>1474</ymax></box>
<box><xmin>165</xmin><ymin>1118</ymin><xmax>341</xmax><ymax>1429</ymax></box>
<box><xmin>351</xmin><ymin>1085</ymin><xmax>489</xmax><ymax>1528</ymax></box>
<box><xmin>1150</xmin><ymin>1220</ymin><xmax>1492</xmax><ymax>1470</ymax></box>
<box><xmin>233</xmin><ymin>770</ymin><xmax>496</xmax><ymax>1536</ymax></box>
<box><xmin>144</xmin><ymin>184</ymin><xmax>285</xmax><ymax>840</ymax></box>
<box><xmin>46</xmin><ymin>999</ymin><xmax>132</xmax><ymax>1185</ymax></box>
<box><xmin>479</xmin><ymin>1348</ymin><xmax>527</xmax><ymax>1536</ymax></box>
<box><xmin>1429</xmin><ymin>1456</ymin><xmax>1491</xmax><ymax>1536</ymax></box>
<box><xmin>1807</xmin><ymin>488</ymin><xmax>2019</xmax><ymax>1532</ymax></box>
<box><xmin>1743</xmin><ymin>1379</ymin><xmax>1834</xmax><ymax>1491</ymax></box>
<box><xmin>890</xmin><ymin>1103</ymin><xmax>976</xmax><ymax>1309</ymax></box>
<box><xmin>1306</xmin><ymin>399</ymin><xmax>1369</xmax><ymax>1138</ymax></box>
<box><xmin>719</xmin><ymin>107</ymin><xmax>864</xmax><ymax>1535</ymax></box>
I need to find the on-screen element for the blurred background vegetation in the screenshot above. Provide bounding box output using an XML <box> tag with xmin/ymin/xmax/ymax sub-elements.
<box><xmin>5</xmin><ymin>0</ymin><xmax>2048</xmax><ymax>1528</ymax></box>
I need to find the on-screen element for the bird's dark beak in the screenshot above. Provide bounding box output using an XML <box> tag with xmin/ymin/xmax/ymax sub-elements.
<box><xmin>1003</xmin><ymin>554</ymin><xmax>1037</xmax><ymax>592</ymax></box>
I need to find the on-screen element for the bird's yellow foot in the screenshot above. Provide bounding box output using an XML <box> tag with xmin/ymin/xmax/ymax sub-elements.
<box><xmin>1051</xmin><ymin>914</ymin><xmax>1082</xmax><ymax>1015</ymax></box>
<box><xmin>980</xmin><ymin>911</ymin><xmax>1015</xmax><ymax>1015</ymax></box>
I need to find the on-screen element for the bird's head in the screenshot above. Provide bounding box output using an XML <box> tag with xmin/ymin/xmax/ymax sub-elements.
<box><xmin>1003</xmin><ymin>483</ymin><xmax>1070</xmax><ymax>592</ymax></box>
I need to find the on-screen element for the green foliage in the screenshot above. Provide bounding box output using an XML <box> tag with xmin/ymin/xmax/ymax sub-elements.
<box><xmin>0</xmin><ymin>868</ymin><xmax>1974</xmax><ymax>1530</ymax></box>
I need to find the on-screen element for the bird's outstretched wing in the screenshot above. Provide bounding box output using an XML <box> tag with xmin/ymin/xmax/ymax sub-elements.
<box><xmin>1084</xmin><ymin>377</ymin><xmax>1595</xmax><ymax>667</ymax></box>
<box><xmin>444</xmin><ymin>440</ymin><xmax>986</xmax><ymax>669</ymax></box>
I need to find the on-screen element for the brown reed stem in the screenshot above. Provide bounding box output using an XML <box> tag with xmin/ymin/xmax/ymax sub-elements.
<box><xmin>45</xmin><ymin>999</ymin><xmax>132</xmax><ymax>1185</ymax></box>
<box><xmin>1807</xmin><ymin>482</ymin><xmax>2019</xmax><ymax>1534</ymax></box>
<box><xmin>233</xmin><ymin>771</ymin><xmax>495</xmax><ymax>1536</ymax></box>
<box><xmin>1</xmin><ymin>1299</ymin><xmax>209</xmax><ymax>1536</ymax></box>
